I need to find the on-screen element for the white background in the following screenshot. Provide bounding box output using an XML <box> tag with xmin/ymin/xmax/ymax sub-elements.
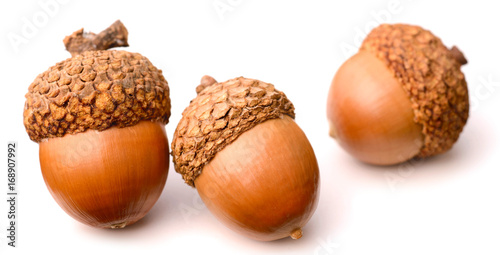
<box><xmin>1</xmin><ymin>1</ymin><xmax>499</xmax><ymax>254</ymax></box>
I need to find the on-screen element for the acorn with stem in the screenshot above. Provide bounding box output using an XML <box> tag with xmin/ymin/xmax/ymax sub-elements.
<box><xmin>172</xmin><ymin>76</ymin><xmax>320</xmax><ymax>241</ymax></box>
<box><xmin>327</xmin><ymin>24</ymin><xmax>469</xmax><ymax>165</ymax></box>
<box><xmin>23</xmin><ymin>20</ymin><xmax>171</xmax><ymax>228</ymax></box>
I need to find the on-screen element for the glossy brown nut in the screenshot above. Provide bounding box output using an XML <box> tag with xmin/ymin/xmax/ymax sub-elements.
<box><xmin>23</xmin><ymin>21</ymin><xmax>171</xmax><ymax>228</ymax></box>
<box><xmin>172</xmin><ymin>76</ymin><xmax>320</xmax><ymax>241</ymax></box>
<box><xmin>327</xmin><ymin>23</ymin><xmax>469</xmax><ymax>165</ymax></box>
<box><xmin>40</xmin><ymin>121</ymin><xmax>169</xmax><ymax>228</ymax></box>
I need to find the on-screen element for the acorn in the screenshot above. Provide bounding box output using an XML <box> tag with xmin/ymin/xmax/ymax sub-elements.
<box><xmin>327</xmin><ymin>24</ymin><xmax>469</xmax><ymax>165</ymax></box>
<box><xmin>23</xmin><ymin>21</ymin><xmax>171</xmax><ymax>228</ymax></box>
<box><xmin>171</xmin><ymin>76</ymin><xmax>320</xmax><ymax>241</ymax></box>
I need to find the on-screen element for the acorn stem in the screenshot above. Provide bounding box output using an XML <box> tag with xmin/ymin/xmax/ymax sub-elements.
<box><xmin>290</xmin><ymin>228</ymin><xmax>303</xmax><ymax>239</ymax></box>
<box><xmin>63</xmin><ymin>20</ymin><xmax>129</xmax><ymax>57</ymax></box>
<box><xmin>450</xmin><ymin>46</ymin><xmax>467</xmax><ymax>65</ymax></box>
<box><xmin>196</xmin><ymin>75</ymin><xmax>218</xmax><ymax>94</ymax></box>
<box><xmin>110</xmin><ymin>222</ymin><xmax>127</xmax><ymax>229</ymax></box>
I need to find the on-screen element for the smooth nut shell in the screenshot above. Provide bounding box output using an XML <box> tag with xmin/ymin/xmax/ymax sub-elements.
<box><xmin>39</xmin><ymin>121</ymin><xmax>169</xmax><ymax>228</ymax></box>
<box><xmin>328</xmin><ymin>52</ymin><xmax>423</xmax><ymax>165</ymax></box>
<box><xmin>195</xmin><ymin>116</ymin><xmax>319</xmax><ymax>241</ymax></box>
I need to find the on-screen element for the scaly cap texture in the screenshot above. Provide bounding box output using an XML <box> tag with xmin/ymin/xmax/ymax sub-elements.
<box><xmin>172</xmin><ymin>77</ymin><xmax>295</xmax><ymax>187</ymax></box>
<box><xmin>361</xmin><ymin>23</ymin><xmax>469</xmax><ymax>158</ymax></box>
<box><xmin>24</xmin><ymin>50</ymin><xmax>171</xmax><ymax>142</ymax></box>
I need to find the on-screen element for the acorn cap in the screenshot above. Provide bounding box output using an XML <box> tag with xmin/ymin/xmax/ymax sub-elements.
<box><xmin>23</xmin><ymin>21</ymin><xmax>171</xmax><ymax>143</ymax></box>
<box><xmin>360</xmin><ymin>23</ymin><xmax>469</xmax><ymax>158</ymax></box>
<box><xmin>171</xmin><ymin>76</ymin><xmax>295</xmax><ymax>187</ymax></box>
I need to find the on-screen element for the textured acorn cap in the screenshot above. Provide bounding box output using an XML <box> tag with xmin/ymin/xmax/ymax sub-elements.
<box><xmin>171</xmin><ymin>77</ymin><xmax>295</xmax><ymax>187</ymax></box>
<box><xmin>23</xmin><ymin>50</ymin><xmax>171</xmax><ymax>142</ymax></box>
<box><xmin>360</xmin><ymin>23</ymin><xmax>469</xmax><ymax>158</ymax></box>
